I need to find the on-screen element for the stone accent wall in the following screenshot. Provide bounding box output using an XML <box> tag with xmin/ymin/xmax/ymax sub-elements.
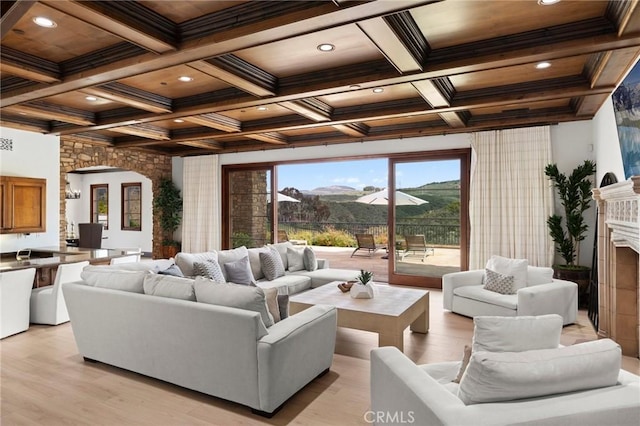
<box><xmin>59</xmin><ymin>138</ymin><xmax>172</xmax><ymax>258</ymax></box>
<box><xmin>229</xmin><ymin>170</ymin><xmax>268</xmax><ymax>247</ymax></box>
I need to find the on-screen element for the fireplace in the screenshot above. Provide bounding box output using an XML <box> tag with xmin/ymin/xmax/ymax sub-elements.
<box><xmin>592</xmin><ymin>176</ymin><xmax>640</xmax><ymax>358</ymax></box>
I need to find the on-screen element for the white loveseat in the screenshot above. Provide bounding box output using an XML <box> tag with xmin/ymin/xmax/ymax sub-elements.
<box><xmin>443</xmin><ymin>264</ymin><xmax>578</xmax><ymax>325</ymax></box>
<box><xmin>62</xmin><ymin>274</ymin><xmax>337</xmax><ymax>416</ymax></box>
<box><xmin>371</xmin><ymin>315</ymin><xmax>640</xmax><ymax>426</ymax></box>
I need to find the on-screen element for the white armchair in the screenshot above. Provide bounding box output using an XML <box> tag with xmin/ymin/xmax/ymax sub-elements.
<box><xmin>0</xmin><ymin>268</ymin><xmax>36</xmax><ymax>339</ymax></box>
<box><xmin>443</xmin><ymin>266</ymin><xmax>578</xmax><ymax>325</ymax></box>
<box><xmin>30</xmin><ymin>261</ymin><xmax>89</xmax><ymax>325</ymax></box>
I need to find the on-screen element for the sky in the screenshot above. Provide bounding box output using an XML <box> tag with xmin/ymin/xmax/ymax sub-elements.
<box><xmin>277</xmin><ymin>158</ymin><xmax>460</xmax><ymax>191</ymax></box>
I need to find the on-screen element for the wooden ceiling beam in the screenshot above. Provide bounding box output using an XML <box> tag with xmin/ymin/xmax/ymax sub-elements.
<box><xmin>0</xmin><ymin>0</ymin><xmax>35</xmax><ymax>39</ymax></box>
<box><xmin>3</xmin><ymin>101</ymin><xmax>94</xmax><ymax>125</ymax></box>
<box><xmin>110</xmin><ymin>124</ymin><xmax>170</xmax><ymax>140</ymax></box>
<box><xmin>439</xmin><ymin>111</ymin><xmax>468</xmax><ymax>128</ymax></box>
<box><xmin>0</xmin><ymin>47</ymin><xmax>60</xmax><ymax>83</ymax></box>
<box><xmin>279</xmin><ymin>99</ymin><xmax>333</xmax><ymax>122</ymax></box>
<box><xmin>83</xmin><ymin>83</ymin><xmax>172</xmax><ymax>114</ymax></box>
<box><xmin>41</xmin><ymin>0</ymin><xmax>177</xmax><ymax>53</ymax></box>
<box><xmin>246</xmin><ymin>132</ymin><xmax>288</xmax><ymax>145</ymax></box>
<box><xmin>333</xmin><ymin>122</ymin><xmax>370</xmax><ymax>137</ymax></box>
<box><xmin>183</xmin><ymin>113</ymin><xmax>241</xmax><ymax>133</ymax></box>
<box><xmin>176</xmin><ymin>140</ymin><xmax>223</xmax><ymax>150</ymax></box>
<box><xmin>188</xmin><ymin>58</ymin><xmax>276</xmax><ymax>97</ymax></box>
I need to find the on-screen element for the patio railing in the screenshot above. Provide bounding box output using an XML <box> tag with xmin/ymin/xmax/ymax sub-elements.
<box><xmin>279</xmin><ymin>219</ymin><xmax>460</xmax><ymax>247</ymax></box>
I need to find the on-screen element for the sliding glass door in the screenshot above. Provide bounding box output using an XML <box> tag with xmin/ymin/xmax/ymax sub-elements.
<box><xmin>389</xmin><ymin>151</ymin><xmax>469</xmax><ymax>288</ymax></box>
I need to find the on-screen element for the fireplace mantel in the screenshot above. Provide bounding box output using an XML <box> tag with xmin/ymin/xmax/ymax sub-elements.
<box><xmin>592</xmin><ymin>176</ymin><xmax>640</xmax><ymax>357</ymax></box>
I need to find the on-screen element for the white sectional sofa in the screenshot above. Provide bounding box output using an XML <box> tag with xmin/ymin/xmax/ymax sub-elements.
<box><xmin>175</xmin><ymin>243</ymin><xmax>359</xmax><ymax>295</ymax></box>
<box><xmin>443</xmin><ymin>263</ymin><xmax>578</xmax><ymax>325</ymax></box>
<box><xmin>63</xmin><ymin>273</ymin><xmax>337</xmax><ymax>416</ymax></box>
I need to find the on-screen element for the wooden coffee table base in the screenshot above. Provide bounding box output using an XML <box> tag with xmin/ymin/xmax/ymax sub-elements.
<box><xmin>289</xmin><ymin>283</ymin><xmax>429</xmax><ymax>352</ymax></box>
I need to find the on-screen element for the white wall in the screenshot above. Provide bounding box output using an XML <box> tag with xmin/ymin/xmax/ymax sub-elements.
<box><xmin>0</xmin><ymin>127</ymin><xmax>60</xmax><ymax>252</ymax></box>
<box><xmin>593</xmin><ymin>98</ymin><xmax>625</xmax><ymax>183</ymax></box>
<box><xmin>65</xmin><ymin>171</ymin><xmax>153</xmax><ymax>253</ymax></box>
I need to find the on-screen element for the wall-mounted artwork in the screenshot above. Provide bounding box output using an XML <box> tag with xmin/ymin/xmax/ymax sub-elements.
<box><xmin>612</xmin><ymin>60</ymin><xmax>640</xmax><ymax>179</ymax></box>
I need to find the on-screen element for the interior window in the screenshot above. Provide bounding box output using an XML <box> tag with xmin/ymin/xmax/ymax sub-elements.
<box><xmin>121</xmin><ymin>182</ymin><xmax>141</xmax><ymax>231</ymax></box>
<box><xmin>91</xmin><ymin>184</ymin><xmax>109</xmax><ymax>229</ymax></box>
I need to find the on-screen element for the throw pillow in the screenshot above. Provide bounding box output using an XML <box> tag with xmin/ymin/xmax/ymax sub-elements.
<box><xmin>277</xmin><ymin>294</ymin><xmax>289</xmax><ymax>320</ymax></box>
<box><xmin>482</xmin><ymin>268</ymin><xmax>514</xmax><ymax>294</ymax></box>
<box><xmin>286</xmin><ymin>247</ymin><xmax>305</xmax><ymax>272</ymax></box>
<box><xmin>267</xmin><ymin>242</ymin><xmax>293</xmax><ymax>270</ymax></box>
<box><xmin>217</xmin><ymin>246</ymin><xmax>249</xmax><ymax>281</ymax></box>
<box><xmin>263</xmin><ymin>287</ymin><xmax>281</xmax><ymax>323</ymax></box>
<box><xmin>175</xmin><ymin>251</ymin><xmax>218</xmax><ymax>277</ymax></box>
<box><xmin>303</xmin><ymin>246</ymin><xmax>318</xmax><ymax>271</ymax></box>
<box><xmin>452</xmin><ymin>345</ymin><xmax>472</xmax><ymax>384</ymax></box>
<box><xmin>194</xmin><ymin>277</ymin><xmax>273</xmax><ymax>327</ymax></box>
<box><xmin>193</xmin><ymin>259</ymin><xmax>226</xmax><ymax>283</ymax></box>
<box><xmin>248</xmin><ymin>247</ymin><xmax>269</xmax><ymax>280</ymax></box>
<box><xmin>259</xmin><ymin>247</ymin><xmax>285</xmax><ymax>281</ymax></box>
<box><xmin>143</xmin><ymin>274</ymin><xmax>195</xmax><ymax>301</ymax></box>
<box><xmin>485</xmin><ymin>255</ymin><xmax>528</xmax><ymax>291</ymax></box>
<box><xmin>80</xmin><ymin>269</ymin><xmax>146</xmax><ymax>293</ymax></box>
<box><xmin>458</xmin><ymin>339</ymin><xmax>621</xmax><ymax>405</ymax></box>
<box><xmin>223</xmin><ymin>255</ymin><xmax>256</xmax><ymax>286</ymax></box>
<box><xmin>472</xmin><ymin>314</ymin><xmax>563</xmax><ymax>353</ymax></box>
<box><xmin>158</xmin><ymin>264</ymin><xmax>185</xmax><ymax>277</ymax></box>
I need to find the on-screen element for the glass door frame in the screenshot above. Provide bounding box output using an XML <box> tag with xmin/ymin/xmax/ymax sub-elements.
<box><xmin>387</xmin><ymin>149</ymin><xmax>470</xmax><ymax>288</ymax></box>
<box><xmin>221</xmin><ymin>163</ymin><xmax>277</xmax><ymax>250</ymax></box>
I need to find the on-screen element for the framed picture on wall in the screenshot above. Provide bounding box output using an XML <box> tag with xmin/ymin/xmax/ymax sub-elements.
<box><xmin>612</xmin><ymin>60</ymin><xmax>640</xmax><ymax>179</ymax></box>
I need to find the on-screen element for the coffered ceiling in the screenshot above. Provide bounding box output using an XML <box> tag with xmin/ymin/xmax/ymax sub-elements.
<box><xmin>2</xmin><ymin>0</ymin><xmax>640</xmax><ymax>156</ymax></box>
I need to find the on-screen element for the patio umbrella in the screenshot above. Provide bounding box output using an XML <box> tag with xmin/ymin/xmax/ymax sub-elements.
<box><xmin>355</xmin><ymin>188</ymin><xmax>428</xmax><ymax>206</ymax></box>
<box><xmin>276</xmin><ymin>192</ymin><xmax>300</xmax><ymax>203</ymax></box>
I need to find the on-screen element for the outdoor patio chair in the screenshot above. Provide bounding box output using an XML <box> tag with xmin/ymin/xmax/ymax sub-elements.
<box><xmin>351</xmin><ymin>233</ymin><xmax>386</xmax><ymax>258</ymax></box>
<box><xmin>400</xmin><ymin>234</ymin><xmax>434</xmax><ymax>262</ymax></box>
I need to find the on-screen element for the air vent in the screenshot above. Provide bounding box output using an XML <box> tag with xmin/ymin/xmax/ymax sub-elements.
<box><xmin>0</xmin><ymin>138</ymin><xmax>13</xmax><ymax>151</ymax></box>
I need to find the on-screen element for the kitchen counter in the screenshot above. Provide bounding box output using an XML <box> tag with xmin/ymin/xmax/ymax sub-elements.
<box><xmin>0</xmin><ymin>247</ymin><xmax>141</xmax><ymax>287</ymax></box>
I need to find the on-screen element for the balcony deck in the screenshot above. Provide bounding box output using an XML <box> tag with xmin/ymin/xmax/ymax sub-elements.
<box><xmin>310</xmin><ymin>245</ymin><xmax>461</xmax><ymax>282</ymax></box>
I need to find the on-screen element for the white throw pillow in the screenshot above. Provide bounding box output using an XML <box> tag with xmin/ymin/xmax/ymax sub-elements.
<box><xmin>472</xmin><ymin>314</ymin><xmax>562</xmax><ymax>353</ymax></box>
<box><xmin>485</xmin><ymin>255</ymin><xmax>528</xmax><ymax>291</ymax></box>
<box><xmin>194</xmin><ymin>277</ymin><xmax>273</xmax><ymax>328</ymax></box>
<box><xmin>303</xmin><ymin>246</ymin><xmax>318</xmax><ymax>271</ymax></box>
<box><xmin>143</xmin><ymin>274</ymin><xmax>195</xmax><ymax>301</ymax></box>
<box><xmin>458</xmin><ymin>339</ymin><xmax>621</xmax><ymax>405</ymax></box>
<box><xmin>286</xmin><ymin>247</ymin><xmax>305</xmax><ymax>272</ymax></box>
<box><xmin>80</xmin><ymin>269</ymin><xmax>147</xmax><ymax>293</ymax></box>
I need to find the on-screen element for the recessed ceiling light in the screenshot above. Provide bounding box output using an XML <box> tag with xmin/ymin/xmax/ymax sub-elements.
<box><xmin>538</xmin><ymin>0</ymin><xmax>560</xmax><ymax>4</ymax></box>
<box><xmin>173</xmin><ymin>119</ymin><xmax>184</xmax><ymax>123</ymax></box>
<box><xmin>257</xmin><ymin>106</ymin><xmax>268</xmax><ymax>111</ymax></box>
<box><xmin>317</xmin><ymin>43</ymin><xmax>335</xmax><ymax>52</ymax></box>
<box><xmin>33</xmin><ymin>17</ymin><xmax>57</xmax><ymax>28</ymax></box>
<box><xmin>372</xmin><ymin>87</ymin><xmax>384</xmax><ymax>93</ymax></box>
<box><xmin>178</xmin><ymin>76</ymin><xmax>193</xmax><ymax>82</ymax></box>
<box><xmin>85</xmin><ymin>96</ymin><xmax>98</xmax><ymax>101</ymax></box>
<box><xmin>536</xmin><ymin>61</ymin><xmax>551</xmax><ymax>69</ymax></box>
<box><xmin>349</xmin><ymin>84</ymin><xmax>361</xmax><ymax>90</ymax></box>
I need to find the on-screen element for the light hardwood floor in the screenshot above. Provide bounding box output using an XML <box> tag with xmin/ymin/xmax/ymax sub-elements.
<box><xmin>2</xmin><ymin>290</ymin><xmax>638</xmax><ymax>426</ymax></box>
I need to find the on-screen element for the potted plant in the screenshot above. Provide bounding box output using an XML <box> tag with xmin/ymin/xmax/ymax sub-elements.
<box><xmin>544</xmin><ymin>160</ymin><xmax>596</xmax><ymax>305</ymax></box>
<box><xmin>154</xmin><ymin>178</ymin><xmax>183</xmax><ymax>258</ymax></box>
<box><xmin>350</xmin><ymin>269</ymin><xmax>377</xmax><ymax>299</ymax></box>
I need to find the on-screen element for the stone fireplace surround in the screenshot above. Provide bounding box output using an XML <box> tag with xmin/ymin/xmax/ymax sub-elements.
<box><xmin>592</xmin><ymin>176</ymin><xmax>640</xmax><ymax>358</ymax></box>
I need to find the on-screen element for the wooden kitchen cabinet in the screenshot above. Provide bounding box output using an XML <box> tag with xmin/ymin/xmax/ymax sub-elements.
<box><xmin>1</xmin><ymin>176</ymin><xmax>46</xmax><ymax>234</ymax></box>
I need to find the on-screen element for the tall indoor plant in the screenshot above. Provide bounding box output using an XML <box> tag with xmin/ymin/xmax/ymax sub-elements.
<box><xmin>544</xmin><ymin>160</ymin><xmax>596</xmax><ymax>304</ymax></box>
<box><xmin>154</xmin><ymin>178</ymin><xmax>183</xmax><ymax>258</ymax></box>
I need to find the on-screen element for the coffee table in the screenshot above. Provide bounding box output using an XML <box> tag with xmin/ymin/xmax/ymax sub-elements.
<box><xmin>289</xmin><ymin>282</ymin><xmax>429</xmax><ymax>352</ymax></box>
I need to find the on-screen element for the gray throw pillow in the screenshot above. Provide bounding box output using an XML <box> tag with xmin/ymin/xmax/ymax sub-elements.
<box><xmin>483</xmin><ymin>268</ymin><xmax>515</xmax><ymax>295</ymax></box>
<box><xmin>223</xmin><ymin>255</ymin><xmax>256</xmax><ymax>285</ymax></box>
<box><xmin>194</xmin><ymin>277</ymin><xmax>273</xmax><ymax>328</ymax></box>
<box><xmin>259</xmin><ymin>247</ymin><xmax>285</xmax><ymax>281</ymax></box>
<box><xmin>193</xmin><ymin>259</ymin><xmax>226</xmax><ymax>283</ymax></box>
<box><xmin>303</xmin><ymin>246</ymin><xmax>318</xmax><ymax>271</ymax></box>
<box><xmin>158</xmin><ymin>264</ymin><xmax>185</xmax><ymax>277</ymax></box>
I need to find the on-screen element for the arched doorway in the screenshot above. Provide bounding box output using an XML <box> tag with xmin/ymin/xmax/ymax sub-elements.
<box><xmin>60</xmin><ymin>138</ymin><xmax>172</xmax><ymax>258</ymax></box>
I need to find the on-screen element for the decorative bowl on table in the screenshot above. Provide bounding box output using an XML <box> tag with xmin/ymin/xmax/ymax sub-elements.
<box><xmin>337</xmin><ymin>281</ymin><xmax>355</xmax><ymax>293</ymax></box>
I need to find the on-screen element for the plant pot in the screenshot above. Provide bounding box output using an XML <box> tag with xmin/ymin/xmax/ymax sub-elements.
<box><xmin>350</xmin><ymin>282</ymin><xmax>377</xmax><ymax>299</ymax></box>
<box><xmin>162</xmin><ymin>245</ymin><xmax>179</xmax><ymax>259</ymax></box>
<box><xmin>553</xmin><ymin>265</ymin><xmax>590</xmax><ymax>308</ymax></box>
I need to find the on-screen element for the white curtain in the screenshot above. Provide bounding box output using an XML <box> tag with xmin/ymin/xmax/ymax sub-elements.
<box><xmin>181</xmin><ymin>155</ymin><xmax>220</xmax><ymax>252</ymax></box>
<box><xmin>469</xmin><ymin>126</ymin><xmax>554</xmax><ymax>269</ymax></box>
